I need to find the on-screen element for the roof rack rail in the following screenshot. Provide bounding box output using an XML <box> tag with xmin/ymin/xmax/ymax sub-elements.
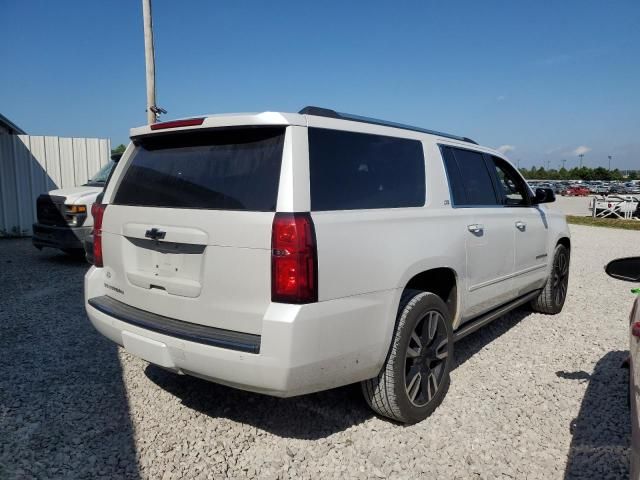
<box><xmin>298</xmin><ymin>106</ymin><xmax>477</xmax><ymax>144</ymax></box>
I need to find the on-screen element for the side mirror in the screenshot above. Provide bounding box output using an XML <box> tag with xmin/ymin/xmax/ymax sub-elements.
<box><xmin>605</xmin><ymin>257</ymin><xmax>640</xmax><ymax>282</ymax></box>
<box><xmin>110</xmin><ymin>153</ymin><xmax>123</xmax><ymax>162</ymax></box>
<box><xmin>534</xmin><ymin>187</ymin><xmax>556</xmax><ymax>204</ymax></box>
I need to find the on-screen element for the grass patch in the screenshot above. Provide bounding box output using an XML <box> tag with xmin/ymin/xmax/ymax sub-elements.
<box><xmin>567</xmin><ymin>215</ymin><xmax>640</xmax><ymax>230</ymax></box>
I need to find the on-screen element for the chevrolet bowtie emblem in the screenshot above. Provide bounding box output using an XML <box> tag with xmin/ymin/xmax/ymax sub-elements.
<box><xmin>145</xmin><ymin>228</ymin><xmax>166</xmax><ymax>241</ymax></box>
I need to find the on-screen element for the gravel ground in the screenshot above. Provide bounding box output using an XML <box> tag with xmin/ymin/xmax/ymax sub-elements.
<box><xmin>1</xmin><ymin>224</ymin><xmax>638</xmax><ymax>479</ymax></box>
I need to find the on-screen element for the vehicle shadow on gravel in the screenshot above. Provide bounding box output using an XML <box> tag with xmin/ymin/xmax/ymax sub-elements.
<box><xmin>0</xmin><ymin>243</ymin><xmax>140</xmax><ymax>479</ymax></box>
<box><xmin>144</xmin><ymin>307</ymin><xmax>535</xmax><ymax>439</ymax></box>
<box><xmin>562</xmin><ymin>350</ymin><xmax>631</xmax><ymax>479</ymax></box>
<box><xmin>145</xmin><ymin>364</ymin><xmax>373</xmax><ymax>439</ymax></box>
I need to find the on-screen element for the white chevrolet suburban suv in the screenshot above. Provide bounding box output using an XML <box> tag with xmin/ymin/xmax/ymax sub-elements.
<box><xmin>85</xmin><ymin>107</ymin><xmax>570</xmax><ymax>424</ymax></box>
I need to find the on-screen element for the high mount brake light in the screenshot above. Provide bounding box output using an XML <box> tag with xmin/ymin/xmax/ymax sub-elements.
<box><xmin>149</xmin><ymin>118</ymin><xmax>205</xmax><ymax>130</ymax></box>
<box><xmin>271</xmin><ymin>213</ymin><xmax>318</xmax><ymax>304</ymax></box>
<box><xmin>91</xmin><ymin>203</ymin><xmax>107</xmax><ymax>267</ymax></box>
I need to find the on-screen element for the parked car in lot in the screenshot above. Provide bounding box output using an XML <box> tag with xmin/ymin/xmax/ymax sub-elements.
<box><xmin>85</xmin><ymin>107</ymin><xmax>571</xmax><ymax>423</ymax></box>
<box><xmin>32</xmin><ymin>157</ymin><xmax>117</xmax><ymax>256</ymax></box>
<box><xmin>564</xmin><ymin>185</ymin><xmax>591</xmax><ymax>197</ymax></box>
<box><xmin>605</xmin><ymin>257</ymin><xmax>640</xmax><ymax>480</ymax></box>
<box><xmin>626</xmin><ymin>183</ymin><xmax>640</xmax><ymax>194</ymax></box>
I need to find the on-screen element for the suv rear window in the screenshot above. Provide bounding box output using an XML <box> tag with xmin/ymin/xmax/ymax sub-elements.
<box><xmin>113</xmin><ymin>127</ymin><xmax>285</xmax><ymax>211</ymax></box>
<box><xmin>309</xmin><ymin>128</ymin><xmax>425</xmax><ymax>211</ymax></box>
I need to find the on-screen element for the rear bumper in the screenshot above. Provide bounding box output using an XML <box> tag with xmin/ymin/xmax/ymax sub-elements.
<box><xmin>88</xmin><ymin>295</ymin><xmax>261</xmax><ymax>353</ymax></box>
<box><xmin>32</xmin><ymin>223</ymin><xmax>91</xmax><ymax>250</ymax></box>
<box><xmin>84</xmin><ymin>266</ymin><xmax>397</xmax><ymax>397</ymax></box>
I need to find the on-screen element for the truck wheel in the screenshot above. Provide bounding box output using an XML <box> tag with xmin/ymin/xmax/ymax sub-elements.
<box><xmin>62</xmin><ymin>248</ymin><xmax>86</xmax><ymax>259</ymax></box>
<box><xmin>362</xmin><ymin>290</ymin><xmax>454</xmax><ymax>424</ymax></box>
<box><xmin>530</xmin><ymin>244</ymin><xmax>570</xmax><ymax>314</ymax></box>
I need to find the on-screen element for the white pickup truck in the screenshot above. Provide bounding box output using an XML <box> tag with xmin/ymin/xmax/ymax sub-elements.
<box><xmin>32</xmin><ymin>159</ymin><xmax>116</xmax><ymax>256</ymax></box>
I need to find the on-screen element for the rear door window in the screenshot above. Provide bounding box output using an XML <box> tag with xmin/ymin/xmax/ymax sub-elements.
<box><xmin>309</xmin><ymin>128</ymin><xmax>425</xmax><ymax>211</ymax></box>
<box><xmin>442</xmin><ymin>146</ymin><xmax>499</xmax><ymax>206</ymax></box>
<box><xmin>440</xmin><ymin>146</ymin><xmax>467</xmax><ymax>205</ymax></box>
<box><xmin>113</xmin><ymin>127</ymin><xmax>285</xmax><ymax>211</ymax></box>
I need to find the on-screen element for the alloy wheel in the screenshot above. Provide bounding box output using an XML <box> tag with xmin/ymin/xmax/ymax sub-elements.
<box><xmin>552</xmin><ymin>250</ymin><xmax>569</xmax><ymax>306</ymax></box>
<box><xmin>404</xmin><ymin>310</ymin><xmax>449</xmax><ymax>407</ymax></box>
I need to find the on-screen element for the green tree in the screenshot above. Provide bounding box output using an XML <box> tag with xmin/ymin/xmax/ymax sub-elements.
<box><xmin>111</xmin><ymin>144</ymin><xmax>126</xmax><ymax>156</ymax></box>
<box><xmin>558</xmin><ymin>167</ymin><xmax>568</xmax><ymax>180</ymax></box>
<box><xmin>591</xmin><ymin>167</ymin><xmax>609</xmax><ymax>180</ymax></box>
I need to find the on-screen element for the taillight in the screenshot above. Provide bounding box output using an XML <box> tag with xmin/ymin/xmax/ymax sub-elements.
<box><xmin>91</xmin><ymin>203</ymin><xmax>107</xmax><ymax>268</ymax></box>
<box><xmin>149</xmin><ymin>118</ymin><xmax>204</xmax><ymax>130</ymax></box>
<box><xmin>271</xmin><ymin>213</ymin><xmax>318</xmax><ymax>304</ymax></box>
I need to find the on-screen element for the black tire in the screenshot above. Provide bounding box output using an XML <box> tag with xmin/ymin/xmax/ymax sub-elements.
<box><xmin>361</xmin><ymin>289</ymin><xmax>454</xmax><ymax>424</ymax></box>
<box><xmin>62</xmin><ymin>248</ymin><xmax>86</xmax><ymax>259</ymax></box>
<box><xmin>530</xmin><ymin>244</ymin><xmax>570</xmax><ymax>314</ymax></box>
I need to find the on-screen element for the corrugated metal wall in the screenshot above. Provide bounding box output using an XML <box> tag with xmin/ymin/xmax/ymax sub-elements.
<box><xmin>0</xmin><ymin>135</ymin><xmax>110</xmax><ymax>236</ymax></box>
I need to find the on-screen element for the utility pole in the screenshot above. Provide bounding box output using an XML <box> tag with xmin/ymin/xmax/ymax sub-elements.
<box><xmin>608</xmin><ymin>155</ymin><xmax>612</xmax><ymax>171</ymax></box>
<box><xmin>578</xmin><ymin>153</ymin><xmax>584</xmax><ymax>168</ymax></box>
<box><xmin>142</xmin><ymin>0</ymin><xmax>158</xmax><ymax>124</ymax></box>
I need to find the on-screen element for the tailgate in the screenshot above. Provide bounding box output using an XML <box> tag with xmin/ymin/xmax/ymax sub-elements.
<box><xmin>99</xmin><ymin>126</ymin><xmax>286</xmax><ymax>336</ymax></box>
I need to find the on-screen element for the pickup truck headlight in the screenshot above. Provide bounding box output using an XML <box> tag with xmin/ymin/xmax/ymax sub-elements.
<box><xmin>64</xmin><ymin>204</ymin><xmax>87</xmax><ymax>226</ymax></box>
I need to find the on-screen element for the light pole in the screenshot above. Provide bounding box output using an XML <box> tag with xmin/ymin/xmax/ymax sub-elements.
<box><xmin>560</xmin><ymin>159</ymin><xmax>567</xmax><ymax>169</ymax></box>
<box><xmin>142</xmin><ymin>0</ymin><xmax>164</xmax><ymax>124</ymax></box>
<box><xmin>608</xmin><ymin>155</ymin><xmax>612</xmax><ymax>171</ymax></box>
<box><xmin>578</xmin><ymin>153</ymin><xmax>584</xmax><ymax>168</ymax></box>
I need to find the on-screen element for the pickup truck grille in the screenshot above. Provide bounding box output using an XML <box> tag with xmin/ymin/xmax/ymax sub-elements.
<box><xmin>36</xmin><ymin>195</ymin><xmax>67</xmax><ymax>226</ymax></box>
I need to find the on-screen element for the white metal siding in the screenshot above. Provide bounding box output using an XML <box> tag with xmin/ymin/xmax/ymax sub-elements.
<box><xmin>0</xmin><ymin>135</ymin><xmax>110</xmax><ymax>236</ymax></box>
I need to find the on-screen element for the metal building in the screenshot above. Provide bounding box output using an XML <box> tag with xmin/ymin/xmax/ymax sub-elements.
<box><xmin>0</xmin><ymin>113</ymin><xmax>110</xmax><ymax>236</ymax></box>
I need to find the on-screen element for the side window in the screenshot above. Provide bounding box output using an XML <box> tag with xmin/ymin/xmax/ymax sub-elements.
<box><xmin>440</xmin><ymin>146</ymin><xmax>467</xmax><ymax>205</ymax></box>
<box><xmin>308</xmin><ymin>128</ymin><xmax>425</xmax><ymax>211</ymax></box>
<box><xmin>442</xmin><ymin>147</ymin><xmax>498</xmax><ymax>206</ymax></box>
<box><xmin>491</xmin><ymin>156</ymin><xmax>530</xmax><ymax>206</ymax></box>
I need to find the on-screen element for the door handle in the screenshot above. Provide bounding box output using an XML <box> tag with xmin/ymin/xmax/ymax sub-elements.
<box><xmin>467</xmin><ymin>224</ymin><xmax>484</xmax><ymax>234</ymax></box>
<box><xmin>515</xmin><ymin>221</ymin><xmax>526</xmax><ymax>231</ymax></box>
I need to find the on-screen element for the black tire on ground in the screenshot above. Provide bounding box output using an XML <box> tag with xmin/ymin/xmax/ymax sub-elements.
<box><xmin>530</xmin><ymin>244</ymin><xmax>570</xmax><ymax>314</ymax></box>
<box><xmin>361</xmin><ymin>289</ymin><xmax>454</xmax><ymax>424</ymax></box>
<box><xmin>62</xmin><ymin>248</ymin><xmax>86</xmax><ymax>259</ymax></box>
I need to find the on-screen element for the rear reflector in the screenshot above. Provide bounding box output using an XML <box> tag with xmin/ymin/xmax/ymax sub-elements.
<box><xmin>150</xmin><ymin>118</ymin><xmax>205</xmax><ymax>130</ymax></box>
<box><xmin>91</xmin><ymin>203</ymin><xmax>107</xmax><ymax>267</ymax></box>
<box><xmin>632</xmin><ymin>322</ymin><xmax>640</xmax><ymax>338</ymax></box>
<box><xmin>271</xmin><ymin>213</ymin><xmax>318</xmax><ymax>304</ymax></box>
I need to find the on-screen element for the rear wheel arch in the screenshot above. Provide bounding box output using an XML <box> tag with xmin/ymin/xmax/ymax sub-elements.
<box><xmin>403</xmin><ymin>267</ymin><xmax>459</xmax><ymax>323</ymax></box>
<box><xmin>557</xmin><ymin>236</ymin><xmax>571</xmax><ymax>251</ymax></box>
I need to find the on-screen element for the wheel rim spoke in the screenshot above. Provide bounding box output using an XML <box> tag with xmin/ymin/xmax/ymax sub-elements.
<box><xmin>406</xmin><ymin>345</ymin><xmax>420</xmax><ymax>359</ymax></box>
<box><xmin>407</xmin><ymin>371</ymin><xmax>421</xmax><ymax>402</ymax></box>
<box><xmin>411</xmin><ymin>331</ymin><xmax>422</xmax><ymax>350</ymax></box>
<box><xmin>435</xmin><ymin>338</ymin><xmax>448</xmax><ymax>360</ymax></box>
<box><xmin>427</xmin><ymin>313</ymin><xmax>438</xmax><ymax>342</ymax></box>
<box><xmin>427</xmin><ymin>372</ymin><xmax>438</xmax><ymax>401</ymax></box>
